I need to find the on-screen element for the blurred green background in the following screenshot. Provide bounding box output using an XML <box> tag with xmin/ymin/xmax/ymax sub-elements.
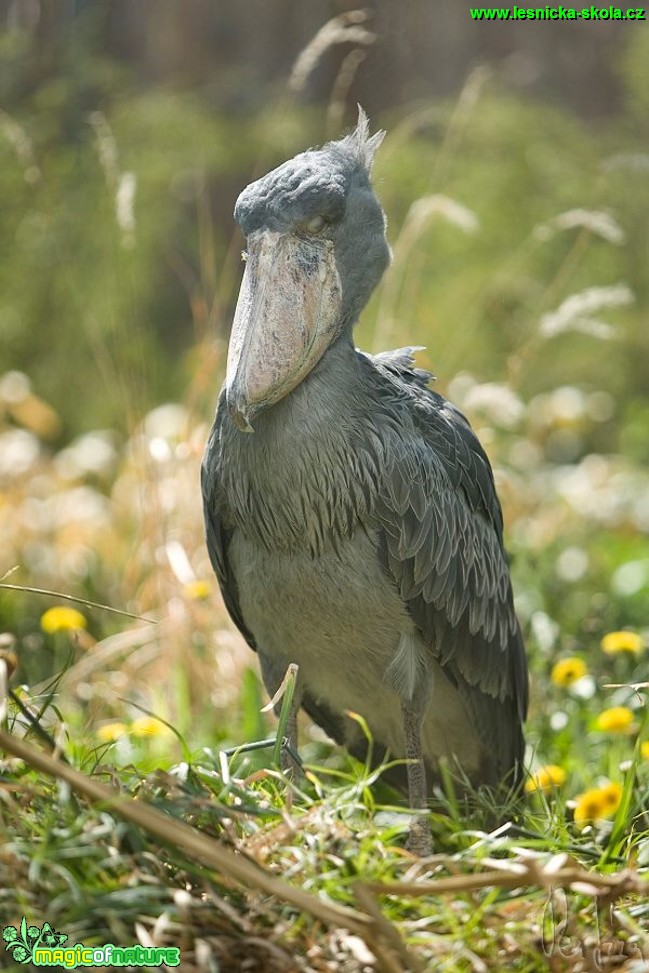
<box><xmin>0</xmin><ymin>1</ymin><xmax>647</xmax><ymax>756</ymax></box>
<box><xmin>0</xmin><ymin>1</ymin><xmax>647</xmax><ymax>435</ymax></box>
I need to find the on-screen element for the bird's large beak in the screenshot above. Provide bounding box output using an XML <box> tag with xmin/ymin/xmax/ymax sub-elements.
<box><xmin>225</xmin><ymin>229</ymin><xmax>342</xmax><ymax>432</ymax></box>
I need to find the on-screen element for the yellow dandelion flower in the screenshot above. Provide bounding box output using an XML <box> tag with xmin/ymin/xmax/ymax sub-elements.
<box><xmin>573</xmin><ymin>784</ymin><xmax>622</xmax><ymax>826</ymax></box>
<box><xmin>600</xmin><ymin>630</ymin><xmax>644</xmax><ymax>656</ymax></box>
<box><xmin>573</xmin><ymin>788</ymin><xmax>607</xmax><ymax>825</ymax></box>
<box><xmin>525</xmin><ymin>764</ymin><xmax>567</xmax><ymax>793</ymax></box>
<box><xmin>595</xmin><ymin>706</ymin><xmax>634</xmax><ymax>733</ymax></box>
<box><xmin>130</xmin><ymin>715</ymin><xmax>171</xmax><ymax>738</ymax></box>
<box><xmin>97</xmin><ymin>722</ymin><xmax>128</xmax><ymax>743</ymax></box>
<box><xmin>40</xmin><ymin>606</ymin><xmax>87</xmax><ymax>634</ymax></box>
<box><xmin>183</xmin><ymin>579</ymin><xmax>212</xmax><ymax>600</ymax></box>
<box><xmin>551</xmin><ymin>656</ymin><xmax>587</xmax><ymax>687</ymax></box>
<box><xmin>600</xmin><ymin>782</ymin><xmax>623</xmax><ymax>813</ymax></box>
<box><xmin>641</xmin><ymin>741</ymin><xmax>649</xmax><ymax>761</ymax></box>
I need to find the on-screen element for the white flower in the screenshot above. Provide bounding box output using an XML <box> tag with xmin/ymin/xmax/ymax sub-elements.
<box><xmin>464</xmin><ymin>382</ymin><xmax>524</xmax><ymax>428</ymax></box>
<box><xmin>539</xmin><ymin>284</ymin><xmax>633</xmax><ymax>338</ymax></box>
<box><xmin>534</xmin><ymin>208</ymin><xmax>625</xmax><ymax>245</ymax></box>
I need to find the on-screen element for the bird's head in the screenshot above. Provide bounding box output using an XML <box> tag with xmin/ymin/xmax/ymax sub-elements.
<box><xmin>225</xmin><ymin>109</ymin><xmax>390</xmax><ymax>432</ymax></box>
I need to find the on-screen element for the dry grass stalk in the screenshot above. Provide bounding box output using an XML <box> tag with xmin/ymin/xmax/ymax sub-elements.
<box><xmin>354</xmin><ymin>883</ymin><xmax>425</xmax><ymax>973</ymax></box>
<box><xmin>362</xmin><ymin>861</ymin><xmax>647</xmax><ymax>900</ymax></box>
<box><xmin>288</xmin><ymin>10</ymin><xmax>375</xmax><ymax>94</ymax></box>
<box><xmin>326</xmin><ymin>48</ymin><xmax>369</xmax><ymax>138</ymax></box>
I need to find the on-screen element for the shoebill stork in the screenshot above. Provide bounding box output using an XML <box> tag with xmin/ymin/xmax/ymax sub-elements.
<box><xmin>202</xmin><ymin>111</ymin><xmax>528</xmax><ymax>854</ymax></box>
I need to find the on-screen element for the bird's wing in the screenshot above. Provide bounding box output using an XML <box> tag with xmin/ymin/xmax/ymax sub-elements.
<box><xmin>367</xmin><ymin>349</ymin><xmax>528</xmax><ymax>734</ymax></box>
<box><xmin>371</xmin><ymin>345</ymin><xmax>435</xmax><ymax>389</ymax></box>
<box><xmin>201</xmin><ymin>404</ymin><xmax>258</xmax><ymax>653</ymax></box>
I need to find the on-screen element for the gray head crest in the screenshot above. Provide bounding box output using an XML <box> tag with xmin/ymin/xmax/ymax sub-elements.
<box><xmin>336</xmin><ymin>106</ymin><xmax>386</xmax><ymax>174</ymax></box>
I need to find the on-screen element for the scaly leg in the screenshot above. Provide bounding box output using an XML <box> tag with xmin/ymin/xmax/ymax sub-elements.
<box><xmin>402</xmin><ymin>699</ymin><xmax>432</xmax><ymax>856</ymax></box>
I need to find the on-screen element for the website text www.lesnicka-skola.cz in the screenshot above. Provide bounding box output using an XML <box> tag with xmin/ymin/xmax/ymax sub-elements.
<box><xmin>470</xmin><ymin>5</ymin><xmax>646</xmax><ymax>18</ymax></box>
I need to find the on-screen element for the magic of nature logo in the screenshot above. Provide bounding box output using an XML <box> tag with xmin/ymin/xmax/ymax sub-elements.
<box><xmin>3</xmin><ymin>916</ymin><xmax>180</xmax><ymax>968</ymax></box>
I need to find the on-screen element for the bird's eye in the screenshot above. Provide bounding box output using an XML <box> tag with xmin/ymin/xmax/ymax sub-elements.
<box><xmin>304</xmin><ymin>214</ymin><xmax>326</xmax><ymax>235</ymax></box>
<box><xmin>241</xmin><ymin>250</ymin><xmax>248</xmax><ymax>262</ymax></box>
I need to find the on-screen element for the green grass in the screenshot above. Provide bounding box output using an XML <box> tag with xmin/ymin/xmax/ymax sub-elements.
<box><xmin>0</xmin><ymin>698</ymin><xmax>647</xmax><ymax>971</ymax></box>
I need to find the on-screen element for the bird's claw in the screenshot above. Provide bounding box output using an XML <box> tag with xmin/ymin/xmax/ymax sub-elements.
<box><xmin>406</xmin><ymin>816</ymin><xmax>433</xmax><ymax>857</ymax></box>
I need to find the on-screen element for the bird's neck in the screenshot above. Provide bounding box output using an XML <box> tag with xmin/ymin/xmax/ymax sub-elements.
<box><xmin>219</xmin><ymin>330</ymin><xmax>375</xmax><ymax>553</ymax></box>
<box><xmin>307</xmin><ymin>328</ymin><xmax>359</xmax><ymax>386</ymax></box>
<box><xmin>249</xmin><ymin>328</ymin><xmax>360</xmax><ymax>429</ymax></box>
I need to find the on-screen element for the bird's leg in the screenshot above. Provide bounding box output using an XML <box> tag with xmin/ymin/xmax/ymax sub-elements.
<box><xmin>401</xmin><ymin>699</ymin><xmax>432</xmax><ymax>856</ymax></box>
